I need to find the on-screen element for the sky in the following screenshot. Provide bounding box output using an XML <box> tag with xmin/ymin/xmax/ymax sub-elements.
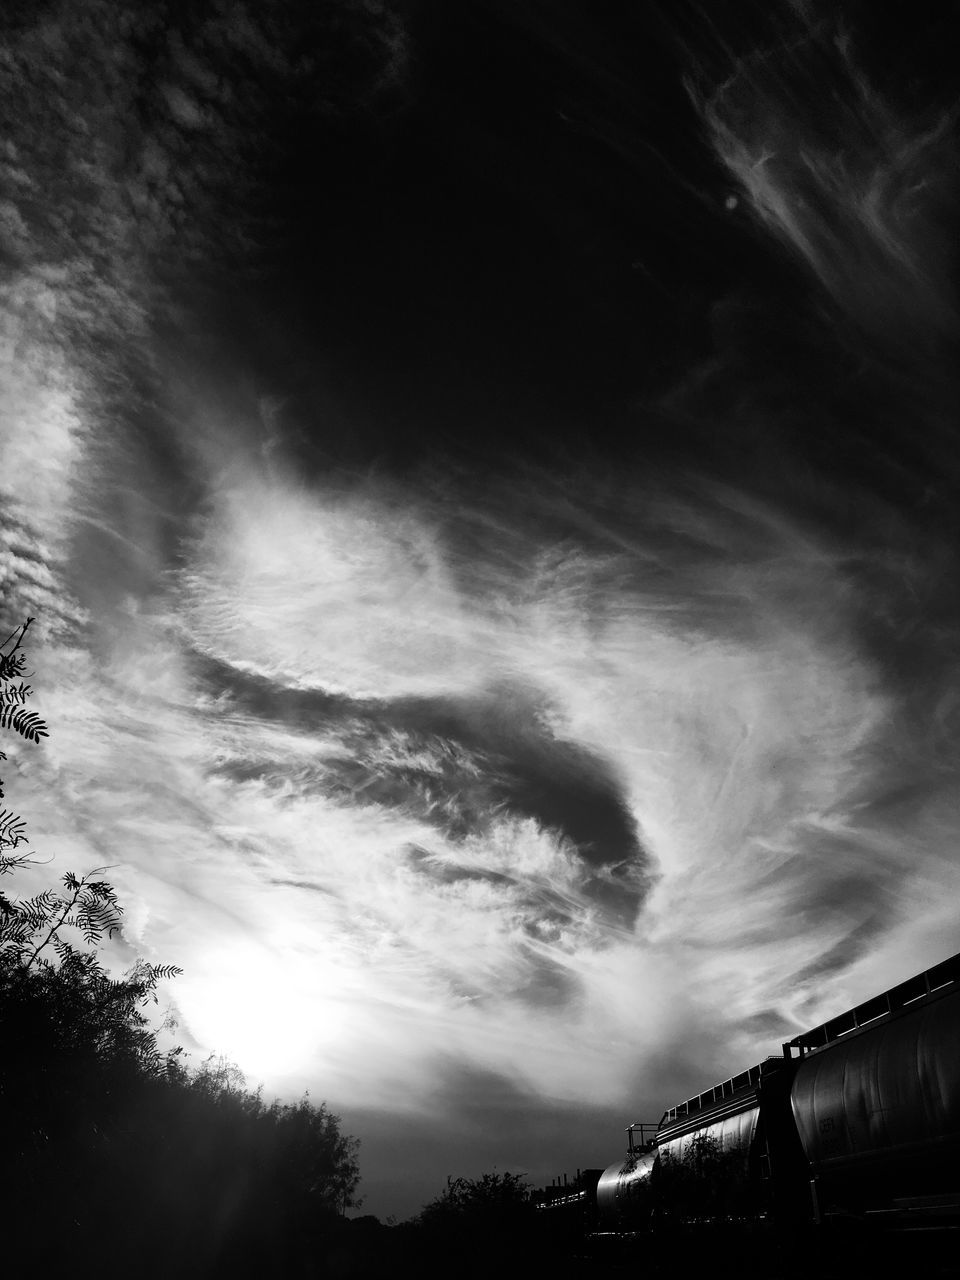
<box><xmin>1</xmin><ymin>0</ymin><xmax>959</xmax><ymax>1221</ymax></box>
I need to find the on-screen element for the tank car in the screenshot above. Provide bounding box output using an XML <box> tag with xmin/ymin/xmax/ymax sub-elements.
<box><xmin>595</xmin><ymin>1123</ymin><xmax>657</xmax><ymax>1230</ymax></box>
<box><xmin>585</xmin><ymin>948</ymin><xmax>960</xmax><ymax>1238</ymax></box>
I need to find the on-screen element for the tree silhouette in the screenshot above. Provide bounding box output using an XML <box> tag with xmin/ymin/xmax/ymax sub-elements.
<box><xmin>0</xmin><ymin>617</ymin><xmax>364</xmax><ymax>1277</ymax></box>
<box><xmin>407</xmin><ymin>1170</ymin><xmax>541</xmax><ymax>1278</ymax></box>
<box><xmin>0</xmin><ymin>616</ymin><xmax>182</xmax><ymax>1013</ymax></box>
<box><xmin>417</xmin><ymin>1169</ymin><xmax>533</xmax><ymax>1227</ymax></box>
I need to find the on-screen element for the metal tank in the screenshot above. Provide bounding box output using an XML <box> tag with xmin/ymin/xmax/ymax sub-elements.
<box><xmin>596</xmin><ymin>1062</ymin><xmax>787</xmax><ymax>1229</ymax></box>
<box><xmin>653</xmin><ymin>1059</ymin><xmax>787</xmax><ymax>1220</ymax></box>
<box><xmin>657</xmin><ymin>1099</ymin><xmax>760</xmax><ymax>1167</ymax></box>
<box><xmin>595</xmin><ymin>1122</ymin><xmax>659</xmax><ymax>1229</ymax></box>
<box><xmin>596</xmin><ymin>1148</ymin><xmax>657</xmax><ymax>1230</ymax></box>
<box><xmin>787</xmin><ymin>953</ymin><xmax>960</xmax><ymax>1222</ymax></box>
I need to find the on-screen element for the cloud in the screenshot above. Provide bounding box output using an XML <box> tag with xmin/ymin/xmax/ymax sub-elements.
<box><xmin>14</xmin><ymin>421</ymin><xmax>949</xmax><ymax>1115</ymax></box>
<box><xmin>2</xmin><ymin>0</ymin><xmax>959</xmax><ymax>1220</ymax></box>
<box><xmin>7</xmin><ymin>392</ymin><xmax>959</xmax><ymax>1119</ymax></box>
<box><xmin>697</xmin><ymin>13</ymin><xmax>956</xmax><ymax>352</ymax></box>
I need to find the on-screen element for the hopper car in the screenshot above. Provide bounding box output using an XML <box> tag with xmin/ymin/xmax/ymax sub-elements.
<box><xmin>537</xmin><ymin>949</ymin><xmax>960</xmax><ymax>1256</ymax></box>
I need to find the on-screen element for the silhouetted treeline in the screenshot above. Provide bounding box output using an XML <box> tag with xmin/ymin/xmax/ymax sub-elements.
<box><xmin>0</xmin><ymin>879</ymin><xmax>364</xmax><ymax>1278</ymax></box>
<box><xmin>1</xmin><ymin>619</ymin><xmax>367</xmax><ymax>1277</ymax></box>
<box><xmin>1</xmin><ymin>975</ymin><xmax>362</xmax><ymax>1274</ymax></box>
<box><xmin>391</xmin><ymin>1171</ymin><xmax>585</xmax><ymax>1279</ymax></box>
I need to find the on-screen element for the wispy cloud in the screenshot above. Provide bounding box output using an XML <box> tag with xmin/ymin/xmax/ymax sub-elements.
<box><xmin>11</xmin><ymin>425</ymin><xmax>958</xmax><ymax>1111</ymax></box>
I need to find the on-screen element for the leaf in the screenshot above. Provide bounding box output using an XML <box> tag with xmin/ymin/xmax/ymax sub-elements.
<box><xmin>0</xmin><ymin>681</ymin><xmax>32</xmax><ymax>706</ymax></box>
<box><xmin>0</xmin><ymin>705</ymin><xmax>49</xmax><ymax>742</ymax></box>
<box><xmin>0</xmin><ymin>808</ymin><xmax>27</xmax><ymax>848</ymax></box>
<box><xmin>0</xmin><ymin>652</ymin><xmax>26</xmax><ymax>680</ymax></box>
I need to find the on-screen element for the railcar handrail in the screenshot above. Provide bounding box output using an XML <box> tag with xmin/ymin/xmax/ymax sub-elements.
<box><xmin>625</xmin><ymin>1122</ymin><xmax>659</xmax><ymax>1154</ymax></box>
<box><xmin>658</xmin><ymin>1055</ymin><xmax>784</xmax><ymax>1125</ymax></box>
<box><xmin>650</xmin><ymin>952</ymin><xmax>960</xmax><ymax>1135</ymax></box>
<box><xmin>783</xmin><ymin>950</ymin><xmax>960</xmax><ymax>1059</ymax></box>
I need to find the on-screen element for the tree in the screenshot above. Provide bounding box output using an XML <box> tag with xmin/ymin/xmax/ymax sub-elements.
<box><xmin>0</xmin><ymin>618</ymin><xmax>186</xmax><ymax>1199</ymax></box>
<box><xmin>411</xmin><ymin>1169</ymin><xmax>538</xmax><ymax>1276</ymax></box>
<box><xmin>417</xmin><ymin>1169</ymin><xmax>533</xmax><ymax>1228</ymax></box>
<box><xmin>0</xmin><ymin>616</ymin><xmax>365</xmax><ymax>1277</ymax></box>
<box><xmin>0</xmin><ymin>616</ymin><xmax>183</xmax><ymax>1083</ymax></box>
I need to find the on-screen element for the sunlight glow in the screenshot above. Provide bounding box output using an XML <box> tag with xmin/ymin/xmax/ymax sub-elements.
<box><xmin>183</xmin><ymin>941</ymin><xmax>346</xmax><ymax>1084</ymax></box>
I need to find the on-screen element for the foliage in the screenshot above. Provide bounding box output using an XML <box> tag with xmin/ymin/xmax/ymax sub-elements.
<box><xmin>0</xmin><ymin>617</ymin><xmax>39</xmax><ymax>683</ymax></box>
<box><xmin>0</xmin><ymin>621</ymin><xmax>48</xmax><ymax>749</ymax></box>
<box><xmin>4</xmin><ymin>867</ymin><xmax>124</xmax><ymax>963</ymax></box>
<box><xmin>403</xmin><ymin>1169</ymin><xmax>542</xmax><ymax>1278</ymax></box>
<box><xmin>0</xmin><ymin>619</ymin><xmax>47</xmax><ymax>909</ymax></box>
<box><xmin>656</xmin><ymin>1131</ymin><xmax>756</xmax><ymax>1221</ymax></box>
<box><xmin>0</xmin><ymin>807</ymin><xmax>26</xmax><ymax>848</ymax></box>
<box><xmin>417</xmin><ymin>1169</ymin><xmax>533</xmax><ymax>1226</ymax></box>
<box><xmin>0</xmin><ymin>618</ymin><xmax>364</xmax><ymax>1277</ymax></box>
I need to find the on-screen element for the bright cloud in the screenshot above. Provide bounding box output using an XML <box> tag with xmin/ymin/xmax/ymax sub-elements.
<box><xmin>7</xmin><ymin>436</ymin><xmax>958</xmax><ymax>1115</ymax></box>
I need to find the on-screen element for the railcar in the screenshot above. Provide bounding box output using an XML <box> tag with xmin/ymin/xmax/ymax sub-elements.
<box><xmin>530</xmin><ymin>1168</ymin><xmax>603</xmax><ymax>1237</ymax></box>
<box><xmin>541</xmin><ymin>949</ymin><xmax>960</xmax><ymax>1249</ymax></box>
<box><xmin>788</xmin><ymin>952</ymin><xmax>960</xmax><ymax>1229</ymax></box>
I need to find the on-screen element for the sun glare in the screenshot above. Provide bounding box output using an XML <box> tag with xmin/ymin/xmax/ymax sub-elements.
<box><xmin>185</xmin><ymin>942</ymin><xmax>343</xmax><ymax>1085</ymax></box>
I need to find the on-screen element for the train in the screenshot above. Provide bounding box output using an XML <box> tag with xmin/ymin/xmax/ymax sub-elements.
<box><xmin>535</xmin><ymin>949</ymin><xmax>960</xmax><ymax>1258</ymax></box>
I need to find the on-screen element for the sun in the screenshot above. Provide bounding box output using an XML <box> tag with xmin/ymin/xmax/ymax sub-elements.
<box><xmin>183</xmin><ymin>940</ymin><xmax>344</xmax><ymax>1085</ymax></box>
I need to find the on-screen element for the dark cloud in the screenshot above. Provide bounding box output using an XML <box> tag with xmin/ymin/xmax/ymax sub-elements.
<box><xmin>404</xmin><ymin>846</ymin><xmax>513</xmax><ymax>889</ymax></box>
<box><xmin>791</xmin><ymin>914</ymin><xmax>893</xmax><ymax>989</ymax></box>
<box><xmin>735</xmin><ymin>1008</ymin><xmax>797</xmax><ymax>1041</ymax></box>
<box><xmin>267</xmin><ymin>877</ymin><xmax>336</xmax><ymax>896</ymax></box>
<box><xmin>194</xmin><ymin>652</ymin><xmax>649</xmax><ymax>930</ymax></box>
